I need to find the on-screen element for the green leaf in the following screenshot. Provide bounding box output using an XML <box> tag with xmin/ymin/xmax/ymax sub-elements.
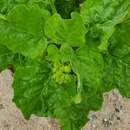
<box><xmin>103</xmin><ymin>20</ymin><xmax>130</xmax><ymax>97</ymax></box>
<box><xmin>73</xmin><ymin>47</ymin><xmax>104</xmax><ymax>84</ymax></box>
<box><xmin>44</xmin><ymin>12</ymin><xmax>87</xmax><ymax>47</ymax></box>
<box><xmin>0</xmin><ymin>5</ymin><xmax>50</xmax><ymax>59</ymax></box>
<box><xmin>13</xmin><ymin>60</ymin><xmax>51</xmax><ymax>119</ymax></box>
<box><xmin>0</xmin><ymin>0</ymin><xmax>52</xmax><ymax>14</ymax></box>
<box><xmin>71</xmin><ymin>47</ymin><xmax>104</xmax><ymax>102</ymax></box>
<box><xmin>81</xmin><ymin>0</ymin><xmax>130</xmax><ymax>26</ymax></box>
<box><xmin>81</xmin><ymin>0</ymin><xmax>130</xmax><ymax>51</ymax></box>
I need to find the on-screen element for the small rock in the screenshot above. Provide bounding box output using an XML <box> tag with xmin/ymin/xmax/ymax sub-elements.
<box><xmin>102</xmin><ymin>118</ymin><xmax>112</xmax><ymax>127</ymax></box>
<box><xmin>92</xmin><ymin>124</ymin><xmax>96</xmax><ymax>128</ymax></box>
<box><xmin>116</xmin><ymin>117</ymin><xmax>120</xmax><ymax>120</ymax></box>
<box><xmin>115</xmin><ymin>108</ymin><xmax>120</xmax><ymax>113</ymax></box>
<box><xmin>89</xmin><ymin>114</ymin><xmax>97</xmax><ymax>121</ymax></box>
<box><xmin>0</xmin><ymin>104</ymin><xmax>4</xmax><ymax>110</ymax></box>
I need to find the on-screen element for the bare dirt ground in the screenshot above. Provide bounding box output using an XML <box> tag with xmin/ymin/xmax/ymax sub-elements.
<box><xmin>0</xmin><ymin>70</ymin><xmax>130</xmax><ymax>130</ymax></box>
<box><xmin>82</xmin><ymin>90</ymin><xmax>130</xmax><ymax>130</ymax></box>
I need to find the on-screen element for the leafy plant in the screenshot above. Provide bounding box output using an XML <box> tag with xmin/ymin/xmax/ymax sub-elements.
<box><xmin>0</xmin><ymin>0</ymin><xmax>130</xmax><ymax>130</ymax></box>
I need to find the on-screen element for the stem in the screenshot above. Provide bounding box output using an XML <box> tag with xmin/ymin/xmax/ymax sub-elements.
<box><xmin>73</xmin><ymin>73</ymin><xmax>82</xmax><ymax>104</ymax></box>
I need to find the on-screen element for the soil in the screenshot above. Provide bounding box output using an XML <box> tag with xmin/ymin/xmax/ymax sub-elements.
<box><xmin>82</xmin><ymin>90</ymin><xmax>130</xmax><ymax>130</ymax></box>
<box><xmin>0</xmin><ymin>70</ymin><xmax>130</xmax><ymax>130</ymax></box>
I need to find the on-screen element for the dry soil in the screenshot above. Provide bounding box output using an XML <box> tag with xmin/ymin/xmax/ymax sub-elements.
<box><xmin>0</xmin><ymin>70</ymin><xmax>130</xmax><ymax>130</ymax></box>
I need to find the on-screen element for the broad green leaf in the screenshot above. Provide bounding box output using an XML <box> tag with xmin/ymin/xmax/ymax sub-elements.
<box><xmin>73</xmin><ymin>47</ymin><xmax>104</xmax><ymax>84</ymax></box>
<box><xmin>0</xmin><ymin>5</ymin><xmax>50</xmax><ymax>59</ymax></box>
<box><xmin>81</xmin><ymin>0</ymin><xmax>130</xmax><ymax>26</ymax></box>
<box><xmin>103</xmin><ymin>20</ymin><xmax>130</xmax><ymax>97</ymax></box>
<box><xmin>13</xmin><ymin>60</ymin><xmax>51</xmax><ymax>118</ymax></box>
<box><xmin>110</xmin><ymin>20</ymin><xmax>130</xmax><ymax>61</ymax></box>
<box><xmin>71</xmin><ymin>47</ymin><xmax>104</xmax><ymax>102</ymax></box>
<box><xmin>0</xmin><ymin>0</ymin><xmax>51</xmax><ymax>14</ymax></box>
<box><xmin>81</xmin><ymin>0</ymin><xmax>130</xmax><ymax>51</ymax></box>
<box><xmin>103</xmin><ymin>56</ymin><xmax>130</xmax><ymax>97</ymax></box>
<box><xmin>44</xmin><ymin>12</ymin><xmax>87</xmax><ymax>47</ymax></box>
